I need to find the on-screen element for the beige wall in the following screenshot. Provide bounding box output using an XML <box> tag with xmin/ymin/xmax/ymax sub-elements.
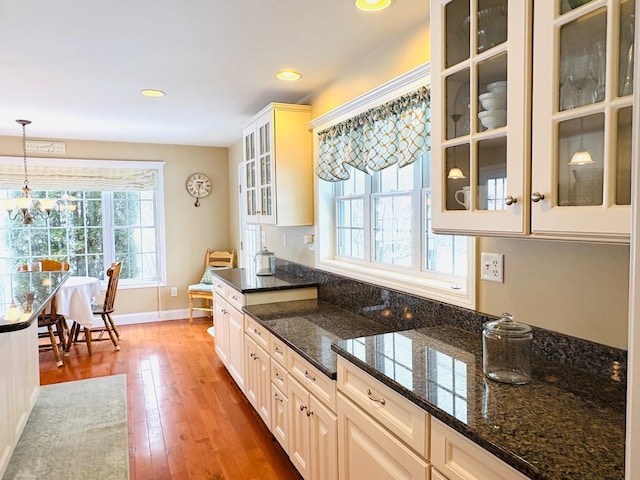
<box><xmin>228</xmin><ymin>21</ymin><xmax>630</xmax><ymax>350</ymax></box>
<box><xmin>0</xmin><ymin>136</ymin><xmax>230</xmax><ymax>317</ymax></box>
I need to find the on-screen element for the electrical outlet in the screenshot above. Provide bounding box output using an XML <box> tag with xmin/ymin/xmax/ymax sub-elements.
<box><xmin>480</xmin><ymin>253</ymin><xmax>504</xmax><ymax>283</ymax></box>
<box><xmin>282</xmin><ymin>233</ymin><xmax>287</xmax><ymax>246</ymax></box>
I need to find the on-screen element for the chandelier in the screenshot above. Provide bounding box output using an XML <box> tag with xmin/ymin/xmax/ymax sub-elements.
<box><xmin>2</xmin><ymin>119</ymin><xmax>58</xmax><ymax>225</ymax></box>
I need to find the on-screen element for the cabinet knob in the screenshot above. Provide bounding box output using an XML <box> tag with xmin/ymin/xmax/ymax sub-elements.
<box><xmin>531</xmin><ymin>192</ymin><xmax>545</xmax><ymax>203</ymax></box>
<box><xmin>504</xmin><ymin>196</ymin><xmax>517</xmax><ymax>206</ymax></box>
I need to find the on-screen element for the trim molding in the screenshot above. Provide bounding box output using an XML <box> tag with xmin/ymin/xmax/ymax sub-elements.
<box><xmin>110</xmin><ymin>308</ymin><xmax>210</xmax><ymax>326</ymax></box>
<box><xmin>309</xmin><ymin>62</ymin><xmax>431</xmax><ymax>130</ymax></box>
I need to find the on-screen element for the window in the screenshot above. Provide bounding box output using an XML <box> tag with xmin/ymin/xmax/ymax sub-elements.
<box><xmin>312</xmin><ymin>68</ymin><xmax>475</xmax><ymax>308</ymax></box>
<box><xmin>0</xmin><ymin>158</ymin><xmax>165</xmax><ymax>287</ymax></box>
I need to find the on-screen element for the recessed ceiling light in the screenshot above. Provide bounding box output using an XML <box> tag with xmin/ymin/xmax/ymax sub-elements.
<box><xmin>355</xmin><ymin>0</ymin><xmax>392</xmax><ymax>11</ymax></box>
<box><xmin>276</xmin><ymin>70</ymin><xmax>302</xmax><ymax>81</ymax></box>
<box><xmin>140</xmin><ymin>89</ymin><xmax>166</xmax><ymax>97</ymax></box>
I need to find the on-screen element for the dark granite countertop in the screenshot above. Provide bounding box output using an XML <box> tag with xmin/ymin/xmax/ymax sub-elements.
<box><xmin>213</xmin><ymin>267</ymin><xmax>318</xmax><ymax>294</ymax></box>
<box><xmin>0</xmin><ymin>270</ymin><xmax>70</xmax><ymax>333</ymax></box>
<box><xmin>243</xmin><ymin>299</ymin><xmax>397</xmax><ymax>378</ymax></box>
<box><xmin>333</xmin><ymin>325</ymin><xmax>626</xmax><ymax>480</ymax></box>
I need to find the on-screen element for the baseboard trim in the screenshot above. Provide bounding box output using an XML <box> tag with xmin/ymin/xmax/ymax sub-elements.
<box><xmin>110</xmin><ymin>308</ymin><xmax>212</xmax><ymax>326</ymax></box>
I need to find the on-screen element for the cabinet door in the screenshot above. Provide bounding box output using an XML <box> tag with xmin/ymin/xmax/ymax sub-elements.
<box><xmin>289</xmin><ymin>376</ymin><xmax>312</xmax><ymax>479</ymax></box>
<box><xmin>214</xmin><ymin>299</ymin><xmax>229</xmax><ymax>366</ymax></box>
<box><xmin>431</xmin><ymin>0</ymin><xmax>532</xmax><ymax>235</ymax></box>
<box><xmin>243</xmin><ymin>124</ymin><xmax>259</xmax><ymax>224</ymax></box>
<box><xmin>531</xmin><ymin>0</ymin><xmax>634</xmax><ymax>242</ymax></box>
<box><xmin>271</xmin><ymin>383</ymin><xmax>289</xmax><ymax>455</ymax></box>
<box><xmin>245</xmin><ymin>336</ymin><xmax>270</xmax><ymax>427</ymax></box>
<box><xmin>256</xmin><ymin>110</ymin><xmax>276</xmax><ymax>225</ymax></box>
<box><xmin>337</xmin><ymin>393</ymin><xmax>429</xmax><ymax>480</ymax></box>
<box><xmin>227</xmin><ymin>306</ymin><xmax>245</xmax><ymax>393</ymax></box>
<box><xmin>309</xmin><ymin>395</ymin><xmax>338</xmax><ymax>480</ymax></box>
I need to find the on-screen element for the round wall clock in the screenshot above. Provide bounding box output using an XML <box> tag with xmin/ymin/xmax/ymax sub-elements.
<box><xmin>185</xmin><ymin>173</ymin><xmax>212</xmax><ymax>207</ymax></box>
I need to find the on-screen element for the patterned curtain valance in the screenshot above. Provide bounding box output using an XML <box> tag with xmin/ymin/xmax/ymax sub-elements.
<box><xmin>316</xmin><ymin>86</ymin><xmax>431</xmax><ymax>182</ymax></box>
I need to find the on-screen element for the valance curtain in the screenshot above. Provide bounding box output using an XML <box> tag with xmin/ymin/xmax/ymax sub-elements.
<box><xmin>0</xmin><ymin>164</ymin><xmax>159</xmax><ymax>191</ymax></box>
<box><xmin>316</xmin><ymin>86</ymin><xmax>431</xmax><ymax>182</ymax></box>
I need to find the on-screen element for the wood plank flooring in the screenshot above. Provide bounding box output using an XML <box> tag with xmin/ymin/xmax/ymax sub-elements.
<box><xmin>39</xmin><ymin>318</ymin><xmax>303</xmax><ymax>480</ymax></box>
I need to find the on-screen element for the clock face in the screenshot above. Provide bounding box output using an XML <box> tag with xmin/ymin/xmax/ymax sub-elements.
<box><xmin>186</xmin><ymin>173</ymin><xmax>212</xmax><ymax>198</ymax></box>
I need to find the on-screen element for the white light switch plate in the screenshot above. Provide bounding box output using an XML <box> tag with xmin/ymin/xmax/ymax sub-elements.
<box><xmin>480</xmin><ymin>252</ymin><xmax>504</xmax><ymax>283</ymax></box>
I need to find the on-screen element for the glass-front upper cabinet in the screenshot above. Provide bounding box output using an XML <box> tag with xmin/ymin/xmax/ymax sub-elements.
<box><xmin>243</xmin><ymin>127</ymin><xmax>259</xmax><ymax>223</ymax></box>
<box><xmin>431</xmin><ymin>0</ymin><xmax>532</xmax><ymax>235</ymax></box>
<box><xmin>531</xmin><ymin>0</ymin><xmax>634</xmax><ymax>242</ymax></box>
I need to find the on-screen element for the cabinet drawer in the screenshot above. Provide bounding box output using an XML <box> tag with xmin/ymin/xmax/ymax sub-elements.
<box><xmin>226</xmin><ymin>286</ymin><xmax>245</xmax><ymax>311</ymax></box>
<box><xmin>337</xmin><ymin>357</ymin><xmax>428</xmax><ymax>459</ymax></box>
<box><xmin>213</xmin><ymin>278</ymin><xmax>226</xmax><ymax>297</ymax></box>
<box><xmin>269</xmin><ymin>335</ymin><xmax>288</xmax><ymax>366</ymax></box>
<box><xmin>245</xmin><ymin>315</ymin><xmax>269</xmax><ymax>351</ymax></box>
<box><xmin>288</xmin><ymin>351</ymin><xmax>336</xmax><ymax>412</ymax></box>
<box><xmin>271</xmin><ymin>358</ymin><xmax>288</xmax><ymax>393</ymax></box>
<box><xmin>431</xmin><ymin>418</ymin><xmax>529</xmax><ymax>480</ymax></box>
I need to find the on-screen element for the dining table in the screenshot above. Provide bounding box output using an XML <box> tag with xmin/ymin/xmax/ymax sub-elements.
<box><xmin>54</xmin><ymin>275</ymin><xmax>100</xmax><ymax>353</ymax></box>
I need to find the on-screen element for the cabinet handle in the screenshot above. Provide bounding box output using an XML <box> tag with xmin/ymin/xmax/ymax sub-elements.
<box><xmin>299</xmin><ymin>404</ymin><xmax>307</xmax><ymax>412</ymax></box>
<box><xmin>231</xmin><ymin>295</ymin><xmax>238</xmax><ymax>301</ymax></box>
<box><xmin>367</xmin><ymin>389</ymin><xmax>386</xmax><ymax>406</ymax></box>
<box><xmin>306</xmin><ymin>410</ymin><xmax>314</xmax><ymax>417</ymax></box>
<box><xmin>249</xmin><ymin>352</ymin><xmax>255</xmax><ymax>359</ymax></box>
<box><xmin>275</xmin><ymin>345</ymin><xmax>281</xmax><ymax>353</ymax></box>
<box><xmin>253</xmin><ymin>328</ymin><xmax>261</xmax><ymax>336</ymax></box>
<box><xmin>221</xmin><ymin>309</ymin><xmax>226</xmax><ymax>314</ymax></box>
<box><xmin>304</xmin><ymin>370</ymin><xmax>316</xmax><ymax>382</ymax></box>
<box><xmin>504</xmin><ymin>195</ymin><xmax>517</xmax><ymax>206</ymax></box>
<box><xmin>531</xmin><ymin>192</ymin><xmax>545</xmax><ymax>202</ymax></box>
<box><xmin>274</xmin><ymin>392</ymin><xmax>283</xmax><ymax>403</ymax></box>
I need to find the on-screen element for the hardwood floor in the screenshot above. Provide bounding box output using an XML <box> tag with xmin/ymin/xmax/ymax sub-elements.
<box><xmin>39</xmin><ymin>318</ymin><xmax>303</xmax><ymax>480</ymax></box>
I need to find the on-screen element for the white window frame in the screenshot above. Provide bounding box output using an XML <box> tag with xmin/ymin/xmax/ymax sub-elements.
<box><xmin>0</xmin><ymin>157</ymin><xmax>167</xmax><ymax>290</ymax></box>
<box><xmin>310</xmin><ymin>63</ymin><xmax>476</xmax><ymax>309</ymax></box>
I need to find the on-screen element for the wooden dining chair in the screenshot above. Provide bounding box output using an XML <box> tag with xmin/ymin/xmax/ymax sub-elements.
<box><xmin>188</xmin><ymin>249</ymin><xmax>235</xmax><ymax>324</ymax></box>
<box><xmin>68</xmin><ymin>261</ymin><xmax>122</xmax><ymax>356</ymax></box>
<box><xmin>18</xmin><ymin>259</ymin><xmax>70</xmax><ymax>366</ymax></box>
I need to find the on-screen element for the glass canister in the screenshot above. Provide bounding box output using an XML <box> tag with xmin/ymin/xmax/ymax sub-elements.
<box><xmin>255</xmin><ymin>247</ymin><xmax>275</xmax><ymax>276</ymax></box>
<box><xmin>482</xmin><ymin>313</ymin><xmax>532</xmax><ymax>384</ymax></box>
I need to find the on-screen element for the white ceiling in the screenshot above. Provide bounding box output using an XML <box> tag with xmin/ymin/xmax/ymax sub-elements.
<box><xmin>0</xmin><ymin>0</ymin><xmax>429</xmax><ymax>147</ymax></box>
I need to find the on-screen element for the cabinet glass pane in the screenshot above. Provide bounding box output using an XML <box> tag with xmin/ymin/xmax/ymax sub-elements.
<box><xmin>245</xmin><ymin>132</ymin><xmax>255</xmax><ymax>160</ymax></box>
<box><xmin>477</xmin><ymin>137</ymin><xmax>507</xmax><ymax>211</ymax></box>
<box><xmin>446</xmin><ymin>70</ymin><xmax>470</xmax><ymax>139</ymax></box>
<box><xmin>559</xmin><ymin>9</ymin><xmax>607</xmax><ymax>111</ymax></box>
<box><xmin>557</xmin><ymin>114</ymin><xmax>604</xmax><ymax>206</ymax></box>
<box><xmin>477</xmin><ymin>0</ymin><xmax>508</xmax><ymax>54</ymax></box>
<box><xmin>618</xmin><ymin>0</ymin><xmax>635</xmax><ymax>97</ymax></box>
<box><xmin>616</xmin><ymin>107</ymin><xmax>632</xmax><ymax>205</ymax></box>
<box><xmin>477</xmin><ymin>54</ymin><xmax>507</xmax><ymax>133</ymax></box>
<box><xmin>262</xmin><ymin>187</ymin><xmax>272</xmax><ymax>216</ymax></box>
<box><xmin>445</xmin><ymin>144</ymin><xmax>470</xmax><ymax>211</ymax></box>
<box><xmin>560</xmin><ymin>0</ymin><xmax>594</xmax><ymax>15</ymax></box>
<box><xmin>445</xmin><ymin>0</ymin><xmax>470</xmax><ymax>68</ymax></box>
<box><xmin>259</xmin><ymin>123</ymin><xmax>270</xmax><ymax>155</ymax></box>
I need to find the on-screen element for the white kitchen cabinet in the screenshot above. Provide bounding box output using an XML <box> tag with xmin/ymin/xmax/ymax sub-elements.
<box><xmin>245</xmin><ymin>335</ymin><xmax>271</xmax><ymax>427</ymax></box>
<box><xmin>431</xmin><ymin>0</ymin><xmax>532</xmax><ymax>236</ymax></box>
<box><xmin>213</xmin><ymin>299</ymin><xmax>229</xmax><ymax>367</ymax></box>
<box><xmin>288</xmin><ymin>375</ymin><xmax>338</xmax><ymax>480</ymax></box>
<box><xmin>337</xmin><ymin>393</ymin><xmax>429</xmax><ymax>480</ymax></box>
<box><xmin>213</xmin><ymin>282</ymin><xmax>246</xmax><ymax>394</ymax></box>
<box><xmin>0</xmin><ymin>322</ymin><xmax>40</xmax><ymax>478</ymax></box>
<box><xmin>430</xmin><ymin>0</ymin><xmax>634</xmax><ymax>243</ymax></box>
<box><xmin>431</xmin><ymin>417</ymin><xmax>529</xmax><ymax>480</ymax></box>
<box><xmin>242</xmin><ymin>102</ymin><xmax>313</xmax><ymax>226</ymax></box>
<box><xmin>271</xmin><ymin>382</ymin><xmax>289</xmax><ymax>454</ymax></box>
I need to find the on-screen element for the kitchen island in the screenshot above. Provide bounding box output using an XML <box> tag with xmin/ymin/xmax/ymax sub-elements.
<box><xmin>242</xmin><ymin>298</ymin><xmax>625</xmax><ymax>480</ymax></box>
<box><xmin>0</xmin><ymin>270</ymin><xmax>69</xmax><ymax>478</ymax></box>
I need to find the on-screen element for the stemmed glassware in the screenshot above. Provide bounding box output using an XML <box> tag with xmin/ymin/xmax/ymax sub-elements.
<box><xmin>560</xmin><ymin>46</ymin><xmax>601</xmax><ymax>110</ymax></box>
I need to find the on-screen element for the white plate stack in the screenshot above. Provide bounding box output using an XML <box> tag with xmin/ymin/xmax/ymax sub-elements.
<box><xmin>478</xmin><ymin>81</ymin><xmax>507</xmax><ymax>129</ymax></box>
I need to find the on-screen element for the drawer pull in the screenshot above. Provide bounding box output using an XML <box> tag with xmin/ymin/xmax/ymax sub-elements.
<box><xmin>275</xmin><ymin>371</ymin><xmax>282</xmax><ymax>380</ymax></box>
<box><xmin>231</xmin><ymin>295</ymin><xmax>238</xmax><ymax>301</ymax></box>
<box><xmin>253</xmin><ymin>328</ymin><xmax>261</xmax><ymax>336</ymax></box>
<box><xmin>306</xmin><ymin>409</ymin><xmax>314</xmax><ymax>417</ymax></box>
<box><xmin>274</xmin><ymin>392</ymin><xmax>283</xmax><ymax>403</ymax></box>
<box><xmin>304</xmin><ymin>370</ymin><xmax>316</xmax><ymax>382</ymax></box>
<box><xmin>274</xmin><ymin>345</ymin><xmax>281</xmax><ymax>353</ymax></box>
<box><xmin>367</xmin><ymin>389</ymin><xmax>386</xmax><ymax>406</ymax></box>
<box><xmin>299</xmin><ymin>404</ymin><xmax>307</xmax><ymax>412</ymax></box>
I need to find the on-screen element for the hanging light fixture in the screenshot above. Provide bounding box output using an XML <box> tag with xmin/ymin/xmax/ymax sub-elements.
<box><xmin>568</xmin><ymin>117</ymin><xmax>594</xmax><ymax>166</ymax></box>
<box><xmin>2</xmin><ymin>119</ymin><xmax>58</xmax><ymax>225</ymax></box>
<box><xmin>447</xmin><ymin>113</ymin><xmax>466</xmax><ymax>179</ymax></box>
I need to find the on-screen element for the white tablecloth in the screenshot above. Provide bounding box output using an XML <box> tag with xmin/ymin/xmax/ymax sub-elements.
<box><xmin>55</xmin><ymin>276</ymin><xmax>101</xmax><ymax>328</ymax></box>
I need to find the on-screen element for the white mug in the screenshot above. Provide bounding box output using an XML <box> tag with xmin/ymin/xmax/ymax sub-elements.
<box><xmin>455</xmin><ymin>186</ymin><xmax>471</xmax><ymax>210</ymax></box>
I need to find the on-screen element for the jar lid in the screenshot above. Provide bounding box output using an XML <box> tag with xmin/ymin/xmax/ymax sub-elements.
<box><xmin>483</xmin><ymin>313</ymin><xmax>532</xmax><ymax>336</ymax></box>
<box><xmin>256</xmin><ymin>246</ymin><xmax>274</xmax><ymax>256</ymax></box>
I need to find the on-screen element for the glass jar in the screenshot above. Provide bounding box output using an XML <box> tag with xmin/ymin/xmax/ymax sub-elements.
<box><xmin>482</xmin><ymin>313</ymin><xmax>532</xmax><ymax>384</ymax></box>
<box><xmin>254</xmin><ymin>247</ymin><xmax>275</xmax><ymax>276</ymax></box>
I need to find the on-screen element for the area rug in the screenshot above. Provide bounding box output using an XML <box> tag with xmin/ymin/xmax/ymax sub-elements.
<box><xmin>3</xmin><ymin>374</ymin><xmax>129</xmax><ymax>480</ymax></box>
